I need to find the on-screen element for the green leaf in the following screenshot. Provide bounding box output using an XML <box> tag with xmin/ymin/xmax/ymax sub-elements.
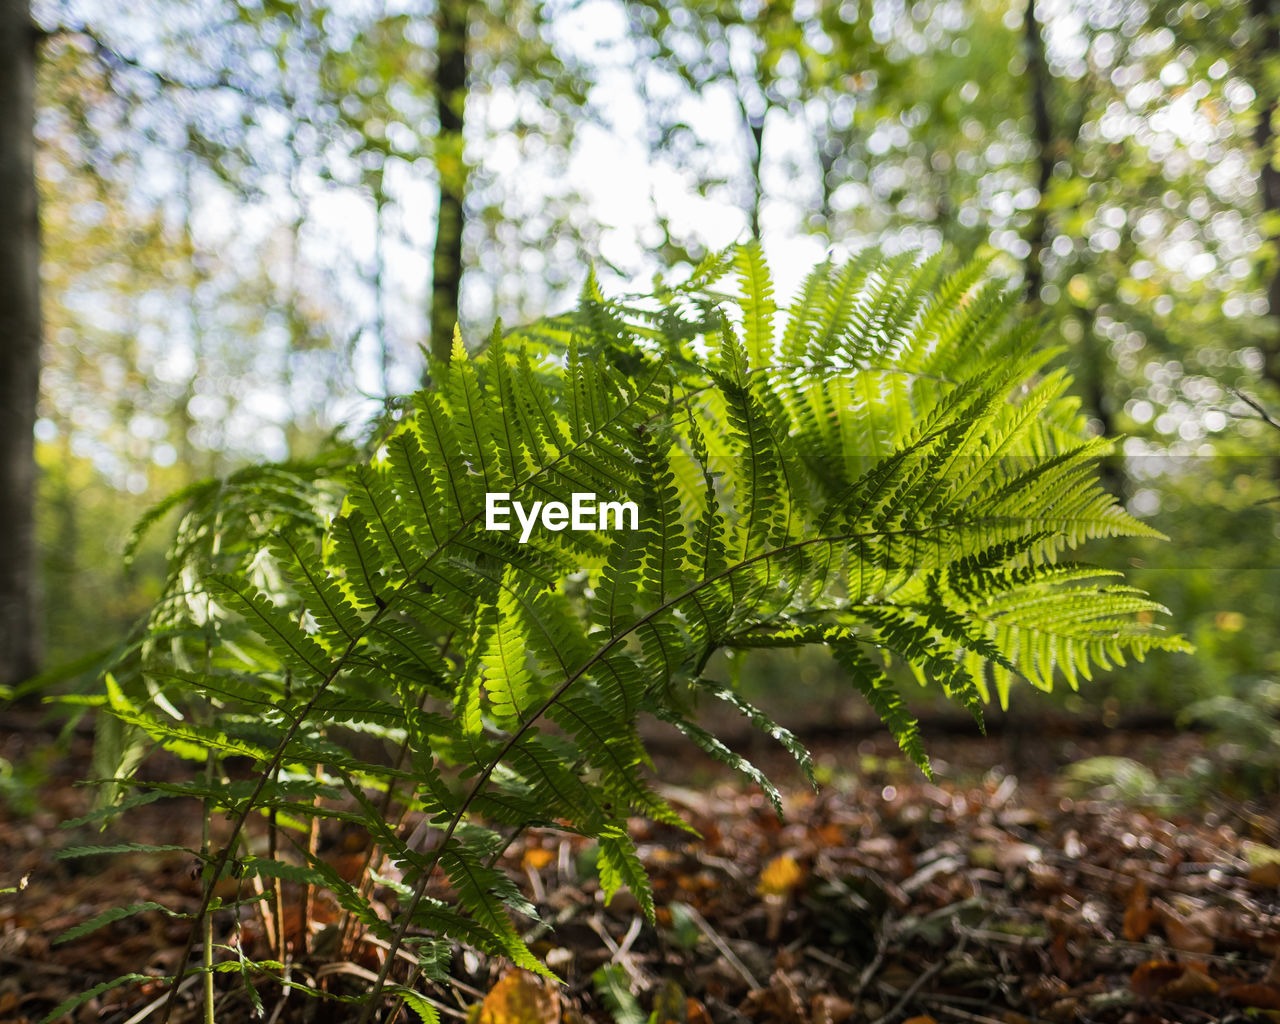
<box><xmin>53</xmin><ymin>902</ymin><xmax>186</xmax><ymax>945</ymax></box>
<box><xmin>38</xmin><ymin>975</ymin><xmax>156</xmax><ymax>1024</ymax></box>
<box><xmin>593</xmin><ymin>964</ymin><xmax>647</xmax><ymax>1024</ymax></box>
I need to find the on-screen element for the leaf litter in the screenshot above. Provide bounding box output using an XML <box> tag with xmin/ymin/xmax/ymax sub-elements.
<box><xmin>3</xmin><ymin>717</ymin><xmax>1279</xmax><ymax>1024</ymax></box>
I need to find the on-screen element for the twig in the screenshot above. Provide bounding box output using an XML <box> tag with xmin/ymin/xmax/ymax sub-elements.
<box><xmin>917</xmin><ymin>998</ymin><xmax>1008</xmax><ymax>1024</ymax></box>
<box><xmin>264</xmin><ymin>961</ymin><xmax>291</xmax><ymax>1024</ymax></box>
<box><xmin>586</xmin><ymin>914</ymin><xmax>651</xmax><ymax>990</ymax></box>
<box><xmin>870</xmin><ymin>927</ymin><xmax>970</xmax><ymax>1024</ymax></box>
<box><xmin>803</xmin><ymin>946</ymin><xmax>858</xmax><ymax>976</ymax></box>
<box><xmin>679</xmin><ymin>903</ymin><xmax>761</xmax><ymax>991</ymax></box>
<box><xmin>119</xmin><ymin>976</ymin><xmax>200</xmax><ymax>1024</ymax></box>
<box><xmin>855</xmin><ymin>910</ymin><xmax>898</xmax><ymax>1000</ymax></box>
<box><xmin>1229</xmin><ymin>388</ymin><xmax>1280</xmax><ymax>432</ymax></box>
<box><xmin>616</xmin><ymin>915</ymin><xmax>643</xmax><ymax>957</ymax></box>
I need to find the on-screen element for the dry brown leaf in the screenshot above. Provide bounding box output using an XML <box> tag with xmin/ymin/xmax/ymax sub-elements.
<box><xmin>902</xmin><ymin>1017</ymin><xmax>939</xmax><ymax>1024</ymax></box>
<box><xmin>809</xmin><ymin>994</ymin><xmax>855</xmax><ymax>1024</ymax></box>
<box><xmin>1224</xmin><ymin>982</ymin><xmax>1280</xmax><ymax>1010</ymax></box>
<box><xmin>769</xmin><ymin>969</ymin><xmax>808</xmax><ymax>1024</ymax></box>
<box><xmin>1156</xmin><ymin>900</ymin><xmax>1216</xmax><ymax>956</ymax></box>
<box><xmin>1123</xmin><ymin>880</ymin><xmax>1154</xmax><ymax>941</ymax></box>
<box><xmin>1129</xmin><ymin>961</ymin><xmax>1185</xmax><ymax>998</ymax></box>
<box><xmin>476</xmin><ymin>970</ymin><xmax>561</xmax><ymax>1024</ymax></box>
<box><xmin>685</xmin><ymin>998</ymin><xmax>712</xmax><ymax>1024</ymax></box>
<box><xmin>1049</xmin><ymin>934</ymin><xmax>1075</xmax><ymax>979</ymax></box>
<box><xmin>1160</xmin><ymin>965</ymin><xmax>1218</xmax><ymax>999</ymax></box>
<box><xmin>1266</xmin><ymin>945</ymin><xmax>1280</xmax><ymax>986</ymax></box>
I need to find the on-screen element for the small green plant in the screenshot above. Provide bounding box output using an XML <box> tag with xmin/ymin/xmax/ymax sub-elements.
<box><xmin>1180</xmin><ymin>679</ymin><xmax>1280</xmax><ymax>796</ymax></box>
<box><xmin>54</xmin><ymin>246</ymin><xmax>1187</xmax><ymax>1024</ymax></box>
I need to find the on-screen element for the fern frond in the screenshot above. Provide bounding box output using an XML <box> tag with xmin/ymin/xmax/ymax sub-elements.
<box><xmin>84</xmin><ymin>243</ymin><xmax>1189</xmax><ymax>1018</ymax></box>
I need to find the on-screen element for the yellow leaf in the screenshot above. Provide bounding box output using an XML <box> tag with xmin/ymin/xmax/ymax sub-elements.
<box><xmin>476</xmin><ymin>970</ymin><xmax>560</xmax><ymax>1024</ymax></box>
<box><xmin>522</xmin><ymin>847</ymin><xmax>555</xmax><ymax>872</ymax></box>
<box><xmin>757</xmin><ymin>854</ymin><xmax>804</xmax><ymax>898</ymax></box>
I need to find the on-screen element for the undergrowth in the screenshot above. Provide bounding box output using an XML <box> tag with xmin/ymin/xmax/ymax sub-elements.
<box><xmin>48</xmin><ymin>246</ymin><xmax>1188</xmax><ymax>1023</ymax></box>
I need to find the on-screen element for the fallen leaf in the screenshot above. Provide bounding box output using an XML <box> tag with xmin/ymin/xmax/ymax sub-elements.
<box><xmin>523</xmin><ymin>848</ymin><xmax>555</xmax><ymax>872</ymax></box>
<box><xmin>1160</xmin><ymin>965</ymin><xmax>1218</xmax><ymax>999</ymax></box>
<box><xmin>810</xmin><ymin>994</ymin><xmax>855</xmax><ymax>1024</ymax></box>
<box><xmin>1130</xmin><ymin>961</ymin><xmax>1184</xmax><ymax>998</ymax></box>
<box><xmin>1254</xmin><ymin>860</ymin><xmax>1280</xmax><ymax>887</ymax></box>
<box><xmin>1245</xmin><ymin>843</ymin><xmax>1280</xmax><ymax>887</ymax></box>
<box><xmin>1156</xmin><ymin>900</ymin><xmax>1216</xmax><ymax>956</ymax></box>
<box><xmin>1123</xmin><ymin>880</ymin><xmax>1154</xmax><ymax>941</ymax></box>
<box><xmin>758</xmin><ymin>854</ymin><xmax>805</xmax><ymax>898</ymax></box>
<box><xmin>1224</xmin><ymin>982</ymin><xmax>1280</xmax><ymax>1010</ymax></box>
<box><xmin>476</xmin><ymin>970</ymin><xmax>560</xmax><ymax>1024</ymax></box>
<box><xmin>685</xmin><ymin>998</ymin><xmax>712</xmax><ymax>1024</ymax></box>
<box><xmin>769</xmin><ymin>970</ymin><xmax>807</xmax><ymax>1024</ymax></box>
<box><xmin>651</xmin><ymin>979</ymin><xmax>686</xmax><ymax>1024</ymax></box>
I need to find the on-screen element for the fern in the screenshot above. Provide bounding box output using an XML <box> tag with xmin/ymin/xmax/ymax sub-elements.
<box><xmin>66</xmin><ymin>246</ymin><xmax>1189</xmax><ymax>1024</ymax></box>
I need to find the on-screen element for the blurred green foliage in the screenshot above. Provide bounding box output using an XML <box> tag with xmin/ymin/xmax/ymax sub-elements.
<box><xmin>25</xmin><ymin>0</ymin><xmax>1280</xmax><ymax>713</ymax></box>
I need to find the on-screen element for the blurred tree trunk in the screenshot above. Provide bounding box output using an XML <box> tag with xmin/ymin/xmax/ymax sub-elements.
<box><xmin>428</xmin><ymin>0</ymin><xmax>470</xmax><ymax>371</ymax></box>
<box><xmin>1252</xmin><ymin>0</ymin><xmax>1280</xmax><ymax>391</ymax></box>
<box><xmin>1022</xmin><ymin>0</ymin><xmax>1053</xmax><ymax>306</ymax></box>
<box><xmin>0</xmin><ymin>0</ymin><xmax>41</xmax><ymax>686</ymax></box>
<box><xmin>1023</xmin><ymin>0</ymin><xmax>1124</xmax><ymax>496</ymax></box>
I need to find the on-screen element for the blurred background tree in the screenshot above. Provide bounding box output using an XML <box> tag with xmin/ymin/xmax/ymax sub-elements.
<box><xmin>11</xmin><ymin>0</ymin><xmax>1280</xmax><ymax>712</ymax></box>
<box><xmin>0</xmin><ymin>0</ymin><xmax>42</xmax><ymax>689</ymax></box>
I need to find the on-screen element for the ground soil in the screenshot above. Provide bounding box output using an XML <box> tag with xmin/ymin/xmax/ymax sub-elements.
<box><xmin>2</xmin><ymin>709</ymin><xmax>1279</xmax><ymax>1024</ymax></box>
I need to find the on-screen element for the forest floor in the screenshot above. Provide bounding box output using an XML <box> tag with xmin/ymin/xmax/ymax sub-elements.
<box><xmin>3</xmin><ymin>710</ymin><xmax>1280</xmax><ymax>1024</ymax></box>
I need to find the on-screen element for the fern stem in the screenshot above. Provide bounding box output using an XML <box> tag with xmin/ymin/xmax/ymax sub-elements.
<box><xmin>157</xmin><ymin>625</ymin><xmax>382</xmax><ymax>1024</ymax></box>
<box><xmin>337</xmin><ymin>633</ymin><xmax>454</xmax><ymax>959</ymax></box>
<box><xmin>270</xmin><ymin>671</ymin><xmax>290</xmax><ymax>965</ymax></box>
<box><xmin>201</xmin><ymin>751</ymin><xmax>214</xmax><ymax>1024</ymax></box>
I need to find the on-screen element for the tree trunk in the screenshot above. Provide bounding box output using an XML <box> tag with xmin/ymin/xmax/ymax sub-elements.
<box><xmin>0</xmin><ymin>0</ymin><xmax>41</xmax><ymax>688</ymax></box>
<box><xmin>428</xmin><ymin>0</ymin><xmax>470</xmax><ymax>372</ymax></box>
<box><xmin>1022</xmin><ymin>0</ymin><xmax>1054</xmax><ymax>306</ymax></box>
<box><xmin>1252</xmin><ymin>0</ymin><xmax>1280</xmax><ymax>391</ymax></box>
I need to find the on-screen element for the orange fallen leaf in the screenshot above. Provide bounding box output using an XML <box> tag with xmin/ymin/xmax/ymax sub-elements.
<box><xmin>1123</xmin><ymin>880</ymin><xmax>1154</xmax><ymax>942</ymax></box>
<box><xmin>1224</xmin><ymin>982</ymin><xmax>1280</xmax><ymax>1010</ymax></box>
<box><xmin>1130</xmin><ymin>961</ymin><xmax>1185</xmax><ymax>998</ymax></box>
<box><xmin>476</xmin><ymin>970</ymin><xmax>560</xmax><ymax>1024</ymax></box>
<box><xmin>685</xmin><ymin>998</ymin><xmax>712</xmax><ymax>1024</ymax></box>
<box><xmin>903</xmin><ymin>1017</ymin><xmax>939</xmax><ymax>1024</ymax></box>
<box><xmin>757</xmin><ymin>854</ymin><xmax>805</xmax><ymax>898</ymax></box>
<box><xmin>522</xmin><ymin>847</ymin><xmax>555</xmax><ymax>872</ymax></box>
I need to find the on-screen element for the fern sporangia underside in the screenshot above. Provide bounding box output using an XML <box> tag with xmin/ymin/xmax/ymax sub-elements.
<box><xmin>62</xmin><ymin>245</ymin><xmax>1188</xmax><ymax>1024</ymax></box>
